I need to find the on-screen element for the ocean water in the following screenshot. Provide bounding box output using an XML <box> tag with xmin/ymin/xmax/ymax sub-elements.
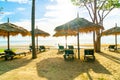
<box><xmin>0</xmin><ymin>35</ymin><xmax>119</xmax><ymax>49</ymax></box>
<box><xmin>0</xmin><ymin>36</ymin><xmax>77</xmax><ymax>47</ymax></box>
<box><xmin>0</xmin><ymin>40</ymin><xmax>58</xmax><ymax>46</ymax></box>
<box><xmin>0</xmin><ymin>40</ymin><xmax>31</xmax><ymax>46</ymax></box>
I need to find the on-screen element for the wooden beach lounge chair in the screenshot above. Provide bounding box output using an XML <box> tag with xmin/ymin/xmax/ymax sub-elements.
<box><xmin>108</xmin><ymin>45</ymin><xmax>116</xmax><ymax>51</ymax></box>
<box><xmin>39</xmin><ymin>46</ymin><xmax>46</xmax><ymax>52</ymax></box>
<box><xmin>4</xmin><ymin>49</ymin><xmax>26</xmax><ymax>60</ymax></box>
<box><xmin>0</xmin><ymin>52</ymin><xmax>5</xmax><ymax>58</ymax></box>
<box><xmin>63</xmin><ymin>49</ymin><xmax>74</xmax><ymax>60</ymax></box>
<box><xmin>84</xmin><ymin>49</ymin><xmax>95</xmax><ymax>61</ymax></box>
<box><xmin>58</xmin><ymin>45</ymin><xmax>64</xmax><ymax>53</ymax></box>
<box><xmin>29</xmin><ymin>45</ymin><xmax>32</xmax><ymax>52</ymax></box>
<box><xmin>68</xmin><ymin>45</ymin><xmax>74</xmax><ymax>50</ymax></box>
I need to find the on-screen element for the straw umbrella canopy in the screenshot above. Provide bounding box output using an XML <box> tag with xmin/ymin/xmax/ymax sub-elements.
<box><xmin>31</xmin><ymin>28</ymin><xmax>50</xmax><ymax>50</ymax></box>
<box><xmin>54</xmin><ymin>17</ymin><xmax>103</xmax><ymax>59</ymax></box>
<box><xmin>53</xmin><ymin>31</ymin><xmax>77</xmax><ymax>48</ymax></box>
<box><xmin>0</xmin><ymin>23</ymin><xmax>29</xmax><ymax>37</ymax></box>
<box><xmin>54</xmin><ymin>18</ymin><xmax>103</xmax><ymax>33</ymax></box>
<box><xmin>34</xmin><ymin>28</ymin><xmax>50</xmax><ymax>37</ymax></box>
<box><xmin>102</xmin><ymin>24</ymin><xmax>120</xmax><ymax>50</ymax></box>
<box><xmin>0</xmin><ymin>19</ymin><xmax>30</xmax><ymax>50</ymax></box>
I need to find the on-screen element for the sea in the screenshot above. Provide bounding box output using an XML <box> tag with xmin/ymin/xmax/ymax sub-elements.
<box><xmin>0</xmin><ymin>35</ymin><xmax>119</xmax><ymax>49</ymax></box>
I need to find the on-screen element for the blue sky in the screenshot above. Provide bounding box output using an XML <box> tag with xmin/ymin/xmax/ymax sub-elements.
<box><xmin>0</xmin><ymin>0</ymin><xmax>120</xmax><ymax>46</ymax></box>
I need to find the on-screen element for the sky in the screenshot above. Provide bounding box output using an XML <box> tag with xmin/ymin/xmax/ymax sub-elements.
<box><xmin>0</xmin><ymin>0</ymin><xmax>120</xmax><ymax>46</ymax></box>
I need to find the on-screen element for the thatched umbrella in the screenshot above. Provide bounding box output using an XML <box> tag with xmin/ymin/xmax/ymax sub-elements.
<box><xmin>102</xmin><ymin>24</ymin><xmax>120</xmax><ymax>50</ymax></box>
<box><xmin>31</xmin><ymin>28</ymin><xmax>50</xmax><ymax>50</ymax></box>
<box><xmin>53</xmin><ymin>31</ymin><xmax>77</xmax><ymax>48</ymax></box>
<box><xmin>55</xmin><ymin>18</ymin><xmax>103</xmax><ymax>33</ymax></box>
<box><xmin>54</xmin><ymin>17</ymin><xmax>103</xmax><ymax>59</ymax></box>
<box><xmin>0</xmin><ymin>18</ymin><xmax>30</xmax><ymax>50</ymax></box>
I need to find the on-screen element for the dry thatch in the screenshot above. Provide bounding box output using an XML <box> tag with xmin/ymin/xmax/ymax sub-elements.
<box><xmin>31</xmin><ymin>28</ymin><xmax>50</xmax><ymax>37</ymax></box>
<box><xmin>102</xmin><ymin>27</ymin><xmax>120</xmax><ymax>36</ymax></box>
<box><xmin>54</xmin><ymin>18</ymin><xmax>104</xmax><ymax>33</ymax></box>
<box><xmin>0</xmin><ymin>23</ymin><xmax>30</xmax><ymax>37</ymax></box>
<box><xmin>53</xmin><ymin>30</ymin><xmax>77</xmax><ymax>37</ymax></box>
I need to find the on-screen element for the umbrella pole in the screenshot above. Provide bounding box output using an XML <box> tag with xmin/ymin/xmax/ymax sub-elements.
<box><xmin>115</xmin><ymin>34</ymin><xmax>117</xmax><ymax>50</ymax></box>
<box><xmin>37</xmin><ymin>36</ymin><xmax>38</xmax><ymax>51</ymax></box>
<box><xmin>8</xmin><ymin>32</ymin><xmax>10</xmax><ymax>50</ymax></box>
<box><xmin>77</xmin><ymin>32</ymin><xmax>80</xmax><ymax>59</ymax></box>
<box><xmin>65</xmin><ymin>35</ymin><xmax>67</xmax><ymax>49</ymax></box>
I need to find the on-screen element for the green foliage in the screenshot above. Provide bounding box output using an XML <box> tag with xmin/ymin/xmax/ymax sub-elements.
<box><xmin>0</xmin><ymin>48</ymin><xmax>16</xmax><ymax>53</ymax></box>
<box><xmin>71</xmin><ymin>0</ymin><xmax>81</xmax><ymax>6</ymax></box>
<box><xmin>0</xmin><ymin>49</ymin><xmax>4</xmax><ymax>53</ymax></box>
<box><xmin>98</xmin><ymin>78</ymin><xmax>106</xmax><ymax>80</ymax></box>
<box><xmin>71</xmin><ymin>0</ymin><xmax>120</xmax><ymax>10</ymax></box>
<box><xmin>103</xmin><ymin>0</ymin><xmax>120</xmax><ymax>10</ymax></box>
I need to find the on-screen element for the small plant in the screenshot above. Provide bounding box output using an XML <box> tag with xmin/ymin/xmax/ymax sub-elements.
<box><xmin>98</xmin><ymin>78</ymin><xmax>106</xmax><ymax>80</ymax></box>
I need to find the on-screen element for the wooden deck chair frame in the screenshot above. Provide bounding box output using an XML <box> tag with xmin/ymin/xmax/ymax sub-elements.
<box><xmin>63</xmin><ymin>49</ymin><xmax>74</xmax><ymax>60</ymax></box>
<box><xmin>39</xmin><ymin>46</ymin><xmax>46</xmax><ymax>52</ymax></box>
<box><xmin>68</xmin><ymin>45</ymin><xmax>74</xmax><ymax>49</ymax></box>
<box><xmin>84</xmin><ymin>49</ymin><xmax>95</xmax><ymax>61</ymax></box>
<box><xmin>108</xmin><ymin>45</ymin><xmax>116</xmax><ymax>51</ymax></box>
<box><xmin>58</xmin><ymin>45</ymin><xmax>64</xmax><ymax>53</ymax></box>
<box><xmin>4</xmin><ymin>49</ymin><xmax>26</xmax><ymax>60</ymax></box>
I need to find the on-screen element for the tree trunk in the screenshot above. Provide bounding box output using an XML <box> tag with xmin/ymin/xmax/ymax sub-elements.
<box><xmin>96</xmin><ymin>30</ymin><xmax>101</xmax><ymax>52</ymax></box>
<box><xmin>95</xmin><ymin>21</ymin><xmax>103</xmax><ymax>52</ymax></box>
<box><xmin>93</xmin><ymin>0</ymin><xmax>98</xmax><ymax>52</ymax></box>
<box><xmin>31</xmin><ymin>0</ymin><xmax>37</xmax><ymax>59</ymax></box>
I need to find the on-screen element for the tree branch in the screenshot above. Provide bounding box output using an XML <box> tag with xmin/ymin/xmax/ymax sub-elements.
<box><xmin>84</xmin><ymin>2</ymin><xmax>94</xmax><ymax>22</ymax></box>
<box><xmin>89</xmin><ymin>0</ymin><xmax>94</xmax><ymax>13</ymax></box>
<box><xmin>103</xmin><ymin>7</ymin><xmax>114</xmax><ymax>19</ymax></box>
<box><xmin>98</xmin><ymin>0</ymin><xmax>107</xmax><ymax>11</ymax></box>
<box><xmin>97</xmin><ymin>0</ymin><xmax>107</xmax><ymax>22</ymax></box>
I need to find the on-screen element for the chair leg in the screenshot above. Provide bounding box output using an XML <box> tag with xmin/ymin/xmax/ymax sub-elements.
<box><xmin>11</xmin><ymin>56</ymin><xmax>14</xmax><ymax>60</ymax></box>
<box><xmin>84</xmin><ymin>56</ymin><xmax>87</xmax><ymax>61</ymax></box>
<box><xmin>93</xmin><ymin>56</ymin><xmax>95</xmax><ymax>61</ymax></box>
<box><xmin>5</xmin><ymin>56</ymin><xmax>8</xmax><ymax>60</ymax></box>
<box><xmin>72</xmin><ymin>55</ymin><xmax>74</xmax><ymax>60</ymax></box>
<box><xmin>63</xmin><ymin>55</ymin><xmax>66</xmax><ymax>60</ymax></box>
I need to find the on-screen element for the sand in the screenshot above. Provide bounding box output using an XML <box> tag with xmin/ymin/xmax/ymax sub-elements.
<box><xmin>0</xmin><ymin>45</ymin><xmax>120</xmax><ymax>80</ymax></box>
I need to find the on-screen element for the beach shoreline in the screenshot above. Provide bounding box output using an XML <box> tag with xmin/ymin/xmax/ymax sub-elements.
<box><xmin>0</xmin><ymin>43</ymin><xmax>115</xmax><ymax>49</ymax></box>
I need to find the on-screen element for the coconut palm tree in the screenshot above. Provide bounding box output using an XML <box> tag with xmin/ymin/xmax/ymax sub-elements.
<box><xmin>31</xmin><ymin>0</ymin><xmax>37</xmax><ymax>59</ymax></box>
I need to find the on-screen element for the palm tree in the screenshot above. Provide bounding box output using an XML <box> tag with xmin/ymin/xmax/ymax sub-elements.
<box><xmin>31</xmin><ymin>0</ymin><xmax>37</xmax><ymax>59</ymax></box>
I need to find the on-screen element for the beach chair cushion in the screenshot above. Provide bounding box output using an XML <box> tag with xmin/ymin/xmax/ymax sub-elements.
<box><xmin>64</xmin><ymin>49</ymin><xmax>74</xmax><ymax>60</ymax></box>
<box><xmin>68</xmin><ymin>45</ymin><xmax>74</xmax><ymax>49</ymax></box>
<box><xmin>108</xmin><ymin>45</ymin><xmax>116</xmax><ymax>51</ymax></box>
<box><xmin>58</xmin><ymin>46</ymin><xmax>64</xmax><ymax>53</ymax></box>
<box><xmin>59</xmin><ymin>46</ymin><xmax>64</xmax><ymax>49</ymax></box>
<box><xmin>84</xmin><ymin>49</ymin><xmax>95</xmax><ymax>61</ymax></box>
<box><xmin>39</xmin><ymin>46</ymin><xmax>46</xmax><ymax>52</ymax></box>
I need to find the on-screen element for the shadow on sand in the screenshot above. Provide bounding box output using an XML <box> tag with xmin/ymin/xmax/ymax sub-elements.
<box><xmin>98</xmin><ymin>52</ymin><xmax>120</xmax><ymax>64</ymax></box>
<box><xmin>36</xmin><ymin>57</ymin><xmax>111</xmax><ymax>80</ymax></box>
<box><xmin>0</xmin><ymin>57</ymin><xmax>32</xmax><ymax>75</ymax></box>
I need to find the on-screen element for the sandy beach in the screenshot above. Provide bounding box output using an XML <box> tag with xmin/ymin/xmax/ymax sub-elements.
<box><xmin>0</xmin><ymin>44</ymin><xmax>120</xmax><ymax>80</ymax></box>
